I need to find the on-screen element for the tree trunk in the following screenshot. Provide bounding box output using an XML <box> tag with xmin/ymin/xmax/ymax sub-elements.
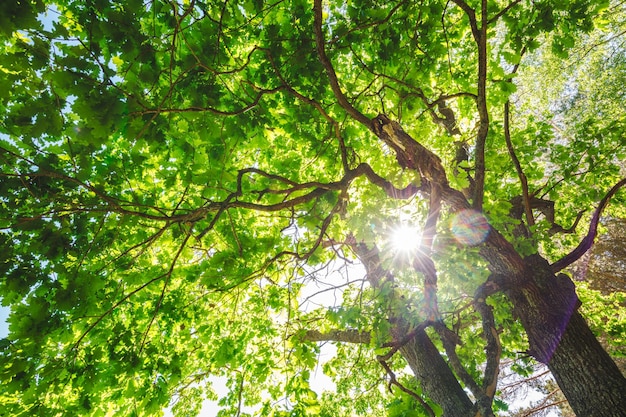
<box><xmin>510</xmin><ymin>255</ymin><xmax>626</xmax><ymax>416</ymax></box>
<box><xmin>400</xmin><ymin>329</ymin><xmax>475</xmax><ymax>417</ymax></box>
<box><xmin>549</xmin><ymin>311</ymin><xmax>626</xmax><ymax>416</ymax></box>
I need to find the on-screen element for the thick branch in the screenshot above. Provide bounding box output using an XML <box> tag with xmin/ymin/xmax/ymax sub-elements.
<box><xmin>349</xmin><ymin>239</ymin><xmax>475</xmax><ymax>416</ymax></box>
<box><xmin>367</xmin><ymin>115</ymin><xmax>526</xmax><ymax>276</ymax></box>
<box><xmin>313</xmin><ymin>0</ymin><xmax>372</xmax><ymax>128</ymax></box>
<box><xmin>451</xmin><ymin>0</ymin><xmax>479</xmax><ymax>40</ymax></box>
<box><xmin>551</xmin><ymin>177</ymin><xmax>626</xmax><ymax>272</ymax></box>
<box><xmin>432</xmin><ymin>99</ymin><xmax>462</xmax><ymax>136</ymax></box>
<box><xmin>434</xmin><ymin>322</ymin><xmax>484</xmax><ymax>401</ymax></box>
<box><xmin>359</xmin><ymin>163</ymin><xmax>421</xmax><ymax>199</ymax></box>
<box><xmin>509</xmin><ymin>195</ymin><xmax>586</xmax><ymax>237</ymax></box>
<box><xmin>475</xmin><ymin>284</ymin><xmax>502</xmax><ymax>410</ymax></box>
<box><xmin>450</xmin><ymin>0</ymin><xmax>488</xmax><ymax>210</ymax></box>
<box><xmin>473</xmin><ymin>0</ymin><xmax>489</xmax><ymax>211</ymax></box>
<box><xmin>371</xmin><ymin>114</ymin><xmax>448</xmax><ymax>188</ymax></box>
<box><xmin>504</xmin><ymin>101</ymin><xmax>533</xmax><ymax>228</ymax></box>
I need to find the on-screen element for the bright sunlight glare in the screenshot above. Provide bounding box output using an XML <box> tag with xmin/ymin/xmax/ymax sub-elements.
<box><xmin>390</xmin><ymin>224</ymin><xmax>421</xmax><ymax>252</ymax></box>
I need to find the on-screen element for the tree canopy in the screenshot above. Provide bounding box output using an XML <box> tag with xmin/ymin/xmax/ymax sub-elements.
<box><xmin>1</xmin><ymin>0</ymin><xmax>625</xmax><ymax>416</ymax></box>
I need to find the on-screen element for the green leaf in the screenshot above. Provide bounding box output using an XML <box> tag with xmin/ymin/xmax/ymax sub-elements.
<box><xmin>1</xmin><ymin>1</ymin><xmax>625</xmax><ymax>416</ymax></box>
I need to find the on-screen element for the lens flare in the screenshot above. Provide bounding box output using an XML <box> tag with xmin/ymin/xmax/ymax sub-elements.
<box><xmin>390</xmin><ymin>224</ymin><xmax>421</xmax><ymax>252</ymax></box>
<box><xmin>451</xmin><ymin>209</ymin><xmax>490</xmax><ymax>246</ymax></box>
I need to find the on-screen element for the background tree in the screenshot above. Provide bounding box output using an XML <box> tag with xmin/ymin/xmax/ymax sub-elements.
<box><xmin>1</xmin><ymin>0</ymin><xmax>625</xmax><ymax>416</ymax></box>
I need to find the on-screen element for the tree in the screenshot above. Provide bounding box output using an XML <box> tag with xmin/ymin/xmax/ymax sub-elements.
<box><xmin>576</xmin><ymin>218</ymin><xmax>626</xmax><ymax>374</ymax></box>
<box><xmin>1</xmin><ymin>0</ymin><xmax>625</xmax><ymax>416</ymax></box>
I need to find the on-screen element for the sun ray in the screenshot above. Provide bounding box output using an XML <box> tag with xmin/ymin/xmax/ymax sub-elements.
<box><xmin>390</xmin><ymin>224</ymin><xmax>422</xmax><ymax>253</ymax></box>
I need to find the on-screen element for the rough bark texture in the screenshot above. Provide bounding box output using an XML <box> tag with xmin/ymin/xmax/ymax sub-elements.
<box><xmin>548</xmin><ymin>311</ymin><xmax>626</xmax><ymax>416</ymax></box>
<box><xmin>508</xmin><ymin>256</ymin><xmax>581</xmax><ymax>363</ymax></box>
<box><xmin>399</xmin><ymin>330</ymin><xmax>475</xmax><ymax>417</ymax></box>
<box><xmin>507</xmin><ymin>255</ymin><xmax>626</xmax><ymax>416</ymax></box>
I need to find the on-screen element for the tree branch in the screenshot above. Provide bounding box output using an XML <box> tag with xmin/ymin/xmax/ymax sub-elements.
<box><xmin>328</xmin><ymin>0</ymin><xmax>408</xmax><ymax>46</ymax></box>
<box><xmin>313</xmin><ymin>0</ymin><xmax>372</xmax><ymax>128</ymax></box>
<box><xmin>72</xmin><ymin>272</ymin><xmax>169</xmax><ymax>351</ymax></box>
<box><xmin>377</xmin><ymin>357</ymin><xmax>436</xmax><ymax>417</ymax></box>
<box><xmin>551</xmin><ymin>177</ymin><xmax>626</xmax><ymax>272</ymax></box>
<box><xmin>301</xmin><ymin>329</ymin><xmax>371</xmax><ymax>344</ymax></box>
<box><xmin>132</xmin><ymin>85</ymin><xmax>284</xmax><ymax>117</ymax></box>
<box><xmin>357</xmin><ymin>163</ymin><xmax>422</xmax><ymax>199</ymax></box>
<box><xmin>475</xmin><ymin>285</ymin><xmax>502</xmax><ymax>407</ymax></box>
<box><xmin>504</xmin><ymin>101</ymin><xmax>534</xmax><ymax>229</ymax></box>
<box><xmin>451</xmin><ymin>0</ymin><xmax>489</xmax><ymax>210</ymax></box>
<box><xmin>474</xmin><ymin>0</ymin><xmax>489</xmax><ymax>211</ymax></box>
<box><xmin>262</xmin><ymin>47</ymin><xmax>353</xmax><ymax>171</ymax></box>
<box><xmin>433</xmin><ymin>321</ymin><xmax>483</xmax><ymax>401</ymax></box>
<box><xmin>450</xmin><ymin>0</ymin><xmax>479</xmax><ymax>40</ymax></box>
<box><xmin>139</xmin><ymin>232</ymin><xmax>191</xmax><ymax>354</ymax></box>
<box><xmin>487</xmin><ymin>0</ymin><xmax>523</xmax><ymax>25</ymax></box>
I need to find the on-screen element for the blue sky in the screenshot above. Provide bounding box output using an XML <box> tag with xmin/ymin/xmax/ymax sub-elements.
<box><xmin>0</xmin><ymin>304</ymin><xmax>9</xmax><ymax>338</ymax></box>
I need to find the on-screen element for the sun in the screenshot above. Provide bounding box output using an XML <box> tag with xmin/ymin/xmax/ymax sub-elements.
<box><xmin>390</xmin><ymin>224</ymin><xmax>421</xmax><ymax>253</ymax></box>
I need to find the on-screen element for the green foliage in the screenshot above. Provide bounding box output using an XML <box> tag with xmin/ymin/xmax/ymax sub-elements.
<box><xmin>0</xmin><ymin>0</ymin><xmax>624</xmax><ymax>416</ymax></box>
<box><xmin>578</xmin><ymin>284</ymin><xmax>626</xmax><ymax>357</ymax></box>
<box><xmin>386</xmin><ymin>377</ymin><xmax>440</xmax><ymax>417</ymax></box>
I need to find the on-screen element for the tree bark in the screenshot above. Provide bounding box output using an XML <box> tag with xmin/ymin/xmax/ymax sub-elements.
<box><xmin>549</xmin><ymin>311</ymin><xmax>626</xmax><ymax>416</ymax></box>
<box><xmin>509</xmin><ymin>255</ymin><xmax>626</xmax><ymax>416</ymax></box>
<box><xmin>399</xmin><ymin>329</ymin><xmax>475</xmax><ymax>417</ymax></box>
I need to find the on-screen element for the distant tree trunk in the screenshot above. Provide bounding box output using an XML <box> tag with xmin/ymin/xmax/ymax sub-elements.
<box><xmin>510</xmin><ymin>255</ymin><xmax>626</xmax><ymax>416</ymax></box>
<box><xmin>400</xmin><ymin>330</ymin><xmax>475</xmax><ymax>417</ymax></box>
